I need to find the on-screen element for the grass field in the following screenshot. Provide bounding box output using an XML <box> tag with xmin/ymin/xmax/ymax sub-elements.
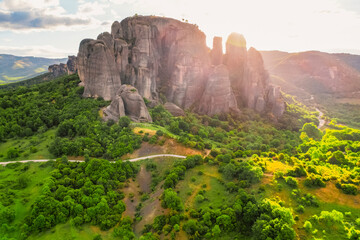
<box><xmin>176</xmin><ymin>164</ymin><xmax>236</xmax><ymax>210</ymax></box>
<box><xmin>131</xmin><ymin>122</ymin><xmax>179</xmax><ymax>139</ymax></box>
<box><xmin>0</xmin><ymin>162</ymin><xmax>55</xmax><ymax>239</ymax></box>
<box><xmin>28</xmin><ymin>223</ymin><xmax>114</xmax><ymax>240</ymax></box>
<box><xmin>0</xmin><ymin>129</ymin><xmax>56</xmax><ymax>161</ymax></box>
<box><xmin>259</xmin><ymin>159</ymin><xmax>360</xmax><ymax>240</ymax></box>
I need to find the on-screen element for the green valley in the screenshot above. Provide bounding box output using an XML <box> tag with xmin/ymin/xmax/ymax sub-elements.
<box><xmin>0</xmin><ymin>74</ymin><xmax>358</xmax><ymax>239</ymax></box>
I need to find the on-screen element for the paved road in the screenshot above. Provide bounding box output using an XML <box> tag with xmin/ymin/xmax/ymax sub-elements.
<box><xmin>0</xmin><ymin>154</ymin><xmax>187</xmax><ymax>166</ymax></box>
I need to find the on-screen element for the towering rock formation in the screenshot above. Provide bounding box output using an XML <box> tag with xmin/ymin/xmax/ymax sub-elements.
<box><xmin>76</xmin><ymin>15</ymin><xmax>286</xmax><ymax>121</ymax></box>
<box><xmin>210</xmin><ymin>37</ymin><xmax>223</xmax><ymax>66</ymax></box>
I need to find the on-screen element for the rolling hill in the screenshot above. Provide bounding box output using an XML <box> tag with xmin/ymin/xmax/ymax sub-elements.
<box><xmin>0</xmin><ymin>54</ymin><xmax>66</xmax><ymax>84</ymax></box>
<box><xmin>261</xmin><ymin>50</ymin><xmax>360</xmax><ymax>97</ymax></box>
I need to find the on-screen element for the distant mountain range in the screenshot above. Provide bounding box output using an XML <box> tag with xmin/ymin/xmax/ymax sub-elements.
<box><xmin>0</xmin><ymin>54</ymin><xmax>66</xmax><ymax>84</ymax></box>
<box><xmin>261</xmin><ymin>50</ymin><xmax>360</xmax><ymax>100</ymax></box>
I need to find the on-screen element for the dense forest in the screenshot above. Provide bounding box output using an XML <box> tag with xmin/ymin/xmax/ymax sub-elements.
<box><xmin>0</xmin><ymin>74</ymin><xmax>359</xmax><ymax>240</ymax></box>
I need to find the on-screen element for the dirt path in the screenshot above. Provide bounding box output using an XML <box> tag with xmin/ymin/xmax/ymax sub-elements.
<box><xmin>315</xmin><ymin>107</ymin><xmax>326</xmax><ymax>128</ymax></box>
<box><xmin>136</xmin><ymin>165</ymin><xmax>152</xmax><ymax>194</ymax></box>
<box><xmin>133</xmin><ymin>183</ymin><xmax>168</xmax><ymax>236</ymax></box>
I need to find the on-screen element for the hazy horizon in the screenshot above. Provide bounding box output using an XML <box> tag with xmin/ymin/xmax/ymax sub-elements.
<box><xmin>1</xmin><ymin>0</ymin><xmax>360</xmax><ymax>58</ymax></box>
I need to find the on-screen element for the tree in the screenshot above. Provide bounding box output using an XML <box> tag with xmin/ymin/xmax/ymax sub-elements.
<box><xmin>6</xmin><ymin>148</ymin><xmax>19</xmax><ymax>159</ymax></box>
<box><xmin>162</xmin><ymin>188</ymin><xmax>183</xmax><ymax>211</ymax></box>
<box><xmin>212</xmin><ymin>225</ymin><xmax>221</xmax><ymax>238</ymax></box>
<box><xmin>119</xmin><ymin>116</ymin><xmax>131</xmax><ymax>128</ymax></box>
<box><xmin>223</xmin><ymin>163</ymin><xmax>236</xmax><ymax>180</ymax></box>
<box><xmin>303</xmin><ymin>221</ymin><xmax>312</xmax><ymax>232</ymax></box>
<box><xmin>183</xmin><ymin>219</ymin><xmax>198</xmax><ymax>235</ymax></box>
<box><xmin>301</xmin><ymin>123</ymin><xmax>322</xmax><ymax>140</ymax></box>
<box><xmin>33</xmin><ymin>215</ymin><xmax>46</xmax><ymax>231</ymax></box>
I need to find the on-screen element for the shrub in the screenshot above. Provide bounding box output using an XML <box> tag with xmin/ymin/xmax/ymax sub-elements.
<box><xmin>285</xmin><ymin>176</ymin><xmax>298</xmax><ymax>188</ymax></box>
<box><xmin>303</xmin><ymin>221</ymin><xmax>312</xmax><ymax>232</ymax></box>
<box><xmin>156</xmin><ymin>130</ymin><xmax>163</xmax><ymax>136</ymax></box>
<box><xmin>6</xmin><ymin>148</ymin><xmax>19</xmax><ymax>159</ymax></box>
<box><xmin>195</xmin><ymin>194</ymin><xmax>204</xmax><ymax>203</ymax></box>
<box><xmin>295</xmin><ymin>205</ymin><xmax>305</xmax><ymax>213</ymax></box>
<box><xmin>304</xmin><ymin>174</ymin><xmax>326</xmax><ymax>188</ymax></box>
<box><xmin>336</xmin><ymin>183</ymin><xmax>358</xmax><ymax>195</ymax></box>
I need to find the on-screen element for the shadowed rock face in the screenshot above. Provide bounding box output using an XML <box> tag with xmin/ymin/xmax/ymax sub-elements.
<box><xmin>77</xmin><ymin>15</ymin><xmax>285</xmax><ymax>120</ymax></box>
<box><xmin>66</xmin><ymin>56</ymin><xmax>77</xmax><ymax>75</ymax></box>
<box><xmin>197</xmin><ymin>65</ymin><xmax>239</xmax><ymax>115</ymax></box>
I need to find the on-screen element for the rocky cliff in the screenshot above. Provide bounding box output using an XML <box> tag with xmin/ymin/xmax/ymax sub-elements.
<box><xmin>48</xmin><ymin>63</ymin><xmax>68</xmax><ymax>78</ymax></box>
<box><xmin>48</xmin><ymin>55</ymin><xmax>77</xmax><ymax>78</ymax></box>
<box><xmin>76</xmin><ymin>15</ymin><xmax>285</xmax><ymax>121</ymax></box>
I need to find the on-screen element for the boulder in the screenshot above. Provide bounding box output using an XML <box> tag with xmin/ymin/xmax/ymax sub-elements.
<box><xmin>103</xmin><ymin>95</ymin><xmax>126</xmax><ymax>121</ymax></box>
<box><xmin>103</xmin><ymin>85</ymin><xmax>152</xmax><ymax>122</ymax></box>
<box><xmin>164</xmin><ymin>102</ymin><xmax>185</xmax><ymax>116</ymax></box>
<box><xmin>119</xmin><ymin>85</ymin><xmax>152</xmax><ymax>122</ymax></box>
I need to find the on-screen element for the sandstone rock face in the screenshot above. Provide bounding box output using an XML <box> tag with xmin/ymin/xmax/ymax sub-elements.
<box><xmin>103</xmin><ymin>85</ymin><xmax>152</xmax><ymax>122</ymax></box>
<box><xmin>48</xmin><ymin>63</ymin><xmax>67</xmax><ymax>78</ymax></box>
<box><xmin>222</xmin><ymin>36</ymin><xmax>285</xmax><ymax>116</ymax></box>
<box><xmin>76</xmin><ymin>15</ymin><xmax>286</xmax><ymax>119</ymax></box>
<box><xmin>77</xmin><ymin>39</ymin><xmax>121</xmax><ymax>100</ymax></box>
<box><xmin>164</xmin><ymin>102</ymin><xmax>185</xmax><ymax>116</ymax></box>
<box><xmin>197</xmin><ymin>65</ymin><xmax>238</xmax><ymax>115</ymax></box>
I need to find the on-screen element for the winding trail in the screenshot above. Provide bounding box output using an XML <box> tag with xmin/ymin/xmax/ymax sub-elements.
<box><xmin>316</xmin><ymin>107</ymin><xmax>326</xmax><ymax>129</ymax></box>
<box><xmin>308</xmin><ymin>95</ymin><xmax>325</xmax><ymax>129</ymax></box>
<box><xmin>0</xmin><ymin>154</ymin><xmax>187</xmax><ymax>166</ymax></box>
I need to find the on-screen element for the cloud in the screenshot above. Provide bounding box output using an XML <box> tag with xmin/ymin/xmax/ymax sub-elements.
<box><xmin>0</xmin><ymin>0</ymin><xmax>60</xmax><ymax>11</ymax></box>
<box><xmin>0</xmin><ymin>45</ymin><xmax>73</xmax><ymax>58</ymax></box>
<box><xmin>0</xmin><ymin>0</ymin><xmax>96</xmax><ymax>31</ymax></box>
<box><xmin>0</xmin><ymin>10</ymin><xmax>91</xmax><ymax>30</ymax></box>
<box><xmin>77</xmin><ymin>1</ymin><xmax>108</xmax><ymax>16</ymax></box>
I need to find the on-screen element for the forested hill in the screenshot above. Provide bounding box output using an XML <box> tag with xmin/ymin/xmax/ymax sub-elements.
<box><xmin>0</xmin><ymin>74</ymin><xmax>359</xmax><ymax>240</ymax></box>
<box><xmin>0</xmin><ymin>54</ymin><xmax>66</xmax><ymax>84</ymax></box>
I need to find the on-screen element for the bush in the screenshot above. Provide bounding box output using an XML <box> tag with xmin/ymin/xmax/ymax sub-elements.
<box><xmin>6</xmin><ymin>148</ymin><xmax>19</xmax><ymax>159</ymax></box>
<box><xmin>336</xmin><ymin>183</ymin><xmax>358</xmax><ymax>195</ymax></box>
<box><xmin>304</xmin><ymin>174</ymin><xmax>326</xmax><ymax>188</ymax></box>
<box><xmin>303</xmin><ymin>221</ymin><xmax>312</xmax><ymax>232</ymax></box>
<box><xmin>156</xmin><ymin>130</ymin><xmax>163</xmax><ymax>136</ymax></box>
<box><xmin>285</xmin><ymin>176</ymin><xmax>298</xmax><ymax>188</ymax></box>
<box><xmin>295</xmin><ymin>205</ymin><xmax>305</xmax><ymax>213</ymax></box>
<box><xmin>195</xmin><ymin>194</ymin><xmax>204</xmax><ymax>203</ymax></box>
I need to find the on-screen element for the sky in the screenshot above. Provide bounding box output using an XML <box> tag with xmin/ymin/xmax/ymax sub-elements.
<box><xmin>0</xmin><ymin>0</ymin><xmax>360</xmax><ymax>58</ymax></box>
